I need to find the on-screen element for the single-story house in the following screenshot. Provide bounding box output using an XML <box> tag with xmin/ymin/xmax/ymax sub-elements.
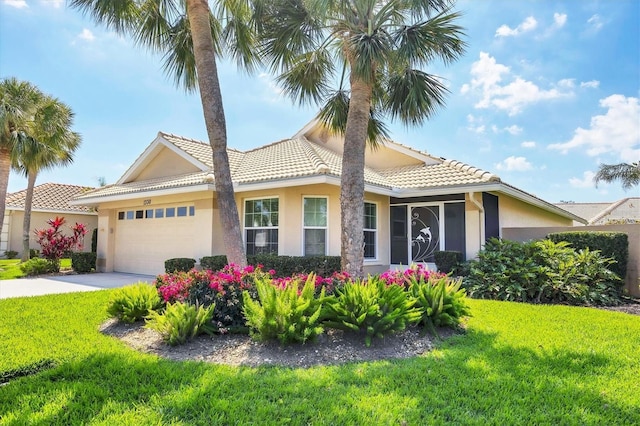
<box><xmin>555</xmin><ymin>198</ymin><xmax>640</xmax><ymax>225</ymax></box>
<box><xmin>2</xmin><ymin>183</ymin><xmax>98</xmax><ymax>256</ymax></box>
<box><xmin>71</xmin><ymin>121</ymin><xmax>585</xmax><ymax>275</ymax></box>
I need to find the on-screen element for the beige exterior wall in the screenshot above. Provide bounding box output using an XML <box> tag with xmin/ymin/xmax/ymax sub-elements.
<box><xmin>234</xmin><ymin>184</ymin><xmax>390</xmax><ymax>268</ymax></box>
<box><xmin>503</xmin><ymin>224</ymin><xmax>640</xmax><ymax>297</ymax></box>
<box><xmin>499</xmin><ymin>194</ymin><xmax>573</xmax><ymax>228</ymax></box>
<box><xmin>4</xmin><ymin>210</ymin><xmax>97</xmax><ymax>257</ymax></box>
<box><xmin>134</xmin><ymin>147</ymin><xmax>200</xmax><ymax>181</ymax></box>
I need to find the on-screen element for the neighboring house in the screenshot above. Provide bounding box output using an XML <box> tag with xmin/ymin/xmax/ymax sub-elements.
<box><xmin>2</xmin><ymin>183</ymin><xmax>98</xmax><ymax>257</ymax></box>
<box><xmin>555</xmin><ymin>198</ymin><xmax>640</xmax><ymax>225</ymax></box>
<box><xmin>71</xmin><ymin>121</ymin><xmax>585</xmax><ymax>275</ymax></box>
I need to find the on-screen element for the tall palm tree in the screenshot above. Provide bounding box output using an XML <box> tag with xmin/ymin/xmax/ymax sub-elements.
<box><xmin>70</xmin><ymin>0</ymin><xmax>258</xmax><ymax>267</ymax></box>
<box><xmin>12</xmin><ymin>96</ymin><xmax>81</xmax><ymax>262</ymax></box>
<box><xmin>255</xmin><ymin>0</ymin><xmax>465</xmax><ymax>276</ymax></box>
<box><xmin>594</xmin><ymin>162</ymin><xmax>640</xmax><ymax>190</ymax></box>
<box><xmin>0</xmin><ymin>77</ymin><xmax>42</xmax><ymax>253</ymax></box>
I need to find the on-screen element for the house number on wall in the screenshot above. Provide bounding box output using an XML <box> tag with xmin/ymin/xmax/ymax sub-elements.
<box><xmin>143</xmin><ymin>199</ymin><xmax>151</xmax><ymax>206</ymax></box>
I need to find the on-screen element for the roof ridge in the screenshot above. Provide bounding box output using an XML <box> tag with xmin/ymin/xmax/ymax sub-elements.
<box><xmin>589</xmin><ymin>197</ymin><xmax>633</xmax><ymax>224</ymax></box>
<box><xmin>160</xmin><ymin>131</ymin><xmax>244</xmax><ymax>153</ymax></box>
<box><xmin>442</xmin><ymin>158</ymin><xmax>500</xmax><ymax>182</ymax></box>
<box><xmin>298</xmin><ymin>136</ymin><xmax>331</xmax><ymax>174</ymax></box>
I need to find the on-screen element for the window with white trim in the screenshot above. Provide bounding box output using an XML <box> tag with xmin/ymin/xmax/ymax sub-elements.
<box><xmin>303</xmin><ymin>197</ymin><xmax>327</xmax><ymax>256</ymax></box>
<box><xmin>363</xmin><ymin>202</ymin><xmax>377</xmax><ymax>259</ymax></box>
<box><xmin>245</xmin><ymin>198</ymin><xmax>279</xmax><ymax>255</ymax></box>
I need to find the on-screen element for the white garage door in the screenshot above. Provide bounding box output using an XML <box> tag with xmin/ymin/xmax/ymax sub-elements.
<box><xmin>114</xmin><ymin>206</ymin><xmax>197</xmax><ymax>275</ymax></box>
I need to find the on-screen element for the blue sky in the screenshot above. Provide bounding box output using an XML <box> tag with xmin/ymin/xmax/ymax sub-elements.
<box><xmin>1</xmin><ymin>0</ymin><xmax>639</xmax><ymax>203</ymax></box>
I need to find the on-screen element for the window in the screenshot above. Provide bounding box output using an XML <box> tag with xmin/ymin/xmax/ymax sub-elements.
<box><xmin>166</xmin><ymin>207</ymin><xmax>175</xmax><ymax>218</ymax></box>
<box><xmin>126</xmin><ymin>211</ymin><xmax>134</xmax><ymax>220</ymax></box>
<box><xmin>155</xmin><ymin>208</ymin><xmax>164</xmax><ymax>218</ymax></box>
<box><xmin>135</xmin><ymin>210</ymin><xmax>144</xmax><ymax>219</ymax></box>
<box><xmin>303</xmin><ymin>197</ymin><xmax>327</xmax><ymax>256</ymax></box>
<box><xmin>118</xmin><ymin>211</ymin><xmax>125</xmax><ymax>220</ymax></box>
<box><xmin>177</xmin><ymin>206</ymin><xmax>187</xmax><ymax>217</ymax></box>
<box><xmin>189</xmin><ymin>206</ymin><xmax>195</xmax><ymax>216</ymax></box>
<box><xmin>145</xmin><ymin>209</ymin><xmax>154</xmax><ymax>219</ymax></box>
<box><xmin>245</xmin><ymin>198</ymin><xmax>278</xmax><ymax>255</ymax></box>
<box><xmin>363</xmin><ymin>202</ymin><xmax>377</xmax><ymax>259</ymax></box>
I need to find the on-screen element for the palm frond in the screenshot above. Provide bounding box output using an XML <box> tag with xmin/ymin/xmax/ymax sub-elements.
<box><xmin>385</xmin><ymin>68</ymin><xmax>448</xmax><ymax>126</ymax></box>
<box><xmin>594</xmin><ymin>162</ymin><xmax>640</xmax><ymax>190</ymax></box>
<box><xmin>218</xmin><ymin>0</ymin><xmax>261</xmax><ymax>72</ymax></box>
<box><xmin>400</xmin><ymin>0</ymin><xmax>454</xmax><ymax>20</ymax></box>
<box><xmin>68</xmin><ymin>0</ymin><xmax>139</xmax><ymax>34</ymax></box>
<box><xmin>347</xmin><ymin>28</ymin><xmax>393</xmax><ymax>83</ymax></box>
<box><xmin>276</xmin><ymin>49</ymin><xmax>334</xmax><ymax>105</ymax></box>
<box><xmin>317</xmin><ymin>90</ymin><xmax>350</xmax><ymax>135</ymax></box>
<box><xmin>393</xmin><ymin>11</ymin><xmax>466</xmax><ymax>67</ymax></box>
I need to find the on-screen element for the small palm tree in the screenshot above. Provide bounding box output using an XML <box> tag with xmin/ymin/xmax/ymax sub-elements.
<box><xmin>12</xmin><ymin>96</ymin><xmax>81</xmax><ymax>262</ymax></box>
<box><xmin>255</xmin><ymin>0</ymin><xmax>466</xmax><ymax>276</ymax></box>
<box><xmin>0</xmin><ymin>77</ymin><xmax>43</xmax><ymax>251</ymax></box>
<box><xmin>70</xmin><ymin>0</ymin><xmax>259</xmax><ymax>266</ymax></box>
<box><xmin>594</xmin><ymin>162</ymin><xmax>640</xmax><ymax>190</ymax></box>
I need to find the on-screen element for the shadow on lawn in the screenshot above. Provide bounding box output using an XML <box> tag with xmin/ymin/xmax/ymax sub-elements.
<box><xmin>0</xmin><ymin>330</ymin><xmax>637</xmax><ymax>425</ymax></box>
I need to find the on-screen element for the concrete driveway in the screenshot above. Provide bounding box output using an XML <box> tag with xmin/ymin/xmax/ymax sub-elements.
<box><xmin>0</xmin><ymin>272</ymin><xmax>156</xmax><ymax>299</ymax></box>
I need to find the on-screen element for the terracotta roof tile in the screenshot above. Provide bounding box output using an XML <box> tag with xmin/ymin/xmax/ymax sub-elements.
<box><xmin>6</xmin><ymin>183</ymin><xmax>96</xmax><ymax>213</ymax></box>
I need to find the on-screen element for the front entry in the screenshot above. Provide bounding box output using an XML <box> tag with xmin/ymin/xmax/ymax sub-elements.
<box><xmin>390</xmin><ymin>201</ymin><xmax>465</xmax><ymax>267</ymax></box>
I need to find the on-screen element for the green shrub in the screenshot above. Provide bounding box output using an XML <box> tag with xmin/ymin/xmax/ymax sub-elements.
<box><xmin>107</xmin><ymin>283</ymin><xmax>162</xmax><ymax>323</ymax></box>
<box><xmin>408</xmin><ymin>275</ymin><xmax>471</xmax><ymax>336</ymax></box>
<box><xmin>547</xmin><ymin>231</ymin><xmax>628</xmax><ymax>279</ymax></box>
<box><xmin>91</xmin><ymin>228</ymin><xmax>98</xmax><ymax>253</ymax></box>
<box><xmin>19</xmin><ymin>258</ymin><xmax>58</xmax><ymax>276</ymax></box>
<box><xmin>29</xmin><ymin>248</ymin><xmax>40</xmax><ymax>259</ymax></box>
<box><xmin>323</xmin><ymin>277</ymin><xmax>421</xmax><ymax>346</ymax></box>
<box><xmin>243</xmin><ymin>275</ymin><xmax>326</xmax><ymax>344</ymax></box>
<box><xmin>434</xmin><ymin>251</ymin><xmax>463</xmax><ymax>274</ymax></box>
<box><xmin>199</xmin><ymin>255</ymin><xmax>228</xmax><ymax>271</ymax></box>
<box><xmin>164</xmin><ymin>257</ymin><xmax>196</xmax><ymax>273</ymax></box>
<box><xmin>464</xmin><ymin>238</ymin><xmax>623</xmax><ymax>306</ymax></box>
<box><xmin>4</xmin><ymin>250</ymin><xmax>18</xmax><ymax>259</ymax></box>
<box><xmin>146</xmin><ymin>301</ymin><xmax>215</xmax><ymax>346</ymax></box>
<box><xmin>70</xmin><ymin>252</ymin><xmax>97</xmax><ymax>273</ymax></box>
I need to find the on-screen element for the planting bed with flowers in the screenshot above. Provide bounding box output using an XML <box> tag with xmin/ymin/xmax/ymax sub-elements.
<box><xmin>105</xmin><ymin>264</ymin><xmax>471</xmax><ymax>366</ymax></box>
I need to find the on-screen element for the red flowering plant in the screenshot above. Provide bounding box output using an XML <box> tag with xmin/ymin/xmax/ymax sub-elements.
<box><xmin>272</xmin><ymin>270</ymin><xmax>350</xmax><ymax>295</ymax></box>
<box><xmin>379</xmin><ymin>263</ymin><xmax>445</xmax><ymax>288</ymax></box>
<box><xmin>34</xmin><ymin>216</ymin><xmax>88</xmax><ymax>272</ymax></box>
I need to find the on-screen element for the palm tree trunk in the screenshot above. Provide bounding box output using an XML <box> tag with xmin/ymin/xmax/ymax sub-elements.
<box><xmin>340</xmin><ymin>77</ymin><xmax>372</xmax><ymax>277</ymax></box>
<box><xmin>21</xmin><ymin>171</ymin><xmax>37</xmax><ymax>262</ymax></box>
<box><xmin>0</xmin><ymin>146</ymin><xmax>10</xmax><ymax>254</ymax></box>
<box><xmin>185</xmin><ymin>0</ymin><xmax>247</xmax><ymax>267</ymax></box>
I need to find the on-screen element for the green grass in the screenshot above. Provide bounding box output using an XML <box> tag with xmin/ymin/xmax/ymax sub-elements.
<box><xmin>0</xmin><ymin>293</ymin><xmax>638</xmax><ymax>425</ymax></box>
<box><xmin>0</xmin><ymin>258</ymin><xmax>71</xmax><ymax>280</ymax></box>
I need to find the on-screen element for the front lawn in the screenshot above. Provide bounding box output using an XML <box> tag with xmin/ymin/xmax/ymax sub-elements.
<box><xmin>0</xmin><ymin>258</ymin><xmax>72</xmax><ymax>280</ymax></box>
<box><xmin>0</xmin><ymin>291</ymin><xmax>638</xmax><ymax>424</ymax></box>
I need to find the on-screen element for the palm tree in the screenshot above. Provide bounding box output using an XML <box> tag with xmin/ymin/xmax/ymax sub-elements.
<box><xmin>70</xmin><ymin>0</ymin><xmax>259</xmax><ymax>267</ymax></box>
<box><xmin>12</xmin><ymin>96</ymin><xmax>81</xmax><ymax>262</ymax></box>
<box><xmin>593</xmin><ymin>162</ymin><xmax>640</xmax><ymax>190</ymax></box>
<box><xmin>0</xmin><ymin>77</ymin><xmax>42</xmax><ymax>253</ymax></box>
<box><xmin>255</xmin><ymin>0</ymin><xmax>466</xmax><ymax>276</ymax></box>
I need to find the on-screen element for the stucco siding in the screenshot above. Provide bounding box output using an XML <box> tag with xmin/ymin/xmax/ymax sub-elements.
<box><xmin>134</xmin><ymin>147</ymin><xmax>201</xmax><ymax>181</ymax></box>
<box><xmin>6</xmin><ymin>210</ymin><xmax>97</xmax><ymax>257</ymax></box>
<box><xmin>499</xmin><ymin>194</ymin><xmax>573</xmax><ymax>228</ymax></box>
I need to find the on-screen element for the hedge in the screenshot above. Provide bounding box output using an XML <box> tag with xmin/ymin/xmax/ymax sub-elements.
<box><xmin>164</xmin><ymin>258</ymin><xmax>196</xmax><ymax>273</ymax></box>
<box><xmin>71</xmin><ymin>252</ymin><xmax>97</xmax><ymax>273</ymax></box>
<box><xmin>199</xmin><ymin>255</ymin><xmax>342</xmax><ymax>277</ymax></box>
<box><xmin>434</xmin><ymin>251</ymin><xmax>463</xmax><ymax>274</ymax></box>
<box><xmin>547</xmin><ymin>231</ymin><xmax>628</xmax><ymax>279</ymax></box>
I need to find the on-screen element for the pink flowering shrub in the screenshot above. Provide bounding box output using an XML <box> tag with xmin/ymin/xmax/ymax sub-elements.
<box><xmin>272</xmin><ymin>271</ymin><xmax>350</xmax><ymax>295</ymax></box>
<box><xmin>155</xmin><ymin>264</ymin><xmax>271</xmax><ymax>333</ymax></box>
<box><xmin>34</xmin><ymin>216</ymin><xmax>87</xmax><ymax>271</ymax></box>
<box><xmin>379</xmin><ymin>264</ymin><xmax>445</xmax><ymax>288</ymax></box>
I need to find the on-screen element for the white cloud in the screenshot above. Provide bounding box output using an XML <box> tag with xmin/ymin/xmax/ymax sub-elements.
<box><xmin>499</xmin><ymin>125</ymin><xmax>523</xmax><ymax>135</ymax></box>
<box><xmin>41</xmin><ymin>0</ymin><xmax>63</xmax><ymax>7</ymax></box>
<box><xmin>548</xmin><ymin>95</ymin><xmax>640</xmax><ymax>161</ymax></box>
<box><xmin>558</xmin><ymin>79</ymin><xmax>575</xmax><ymax>89</ymax></box>
<box><xmin>462</xmin><ymin>52</ymin><xmax>573</xmax><ymax>115</ymax></box>
<box><xmin>495</xmin><ymin>156</ymin><xmax>534</xmax><ymax>172</ymax></box>
<box><xmin>4</xmin><ymin>0</ymin><xmax>28</xmax><ymax>8</ymax></box>
<box><xmin>553</xmin><ymin>13</ymin><xmax>567</xmax><ymax>28</ymax></box>
<box><xmin>580</xmin><ymin>80</ymin><xmax>600</xmax><ymax>89</ymax></box>
<box><xmin>587</xmin><ymin>14</ymin><xmax>603</xmax><ymax>31</ymax></box>
<box><xmin>569</xmin><ymin>171</ymin><xmax>596</xmax><ymax>188</ymax></box>
<box><xmin>78</xmin><ymin>28</ymin><xmax>95</xmax><ymax>42</ymax></box>
<box><xmin>495</xmin><ymin>16</ymin><xmax>538</xmax><ymax>37</ymax></box>
<box><xmin>521</xmin><ymin>141</ymin><xmax>536</xmax><ymax>148</ymax></box>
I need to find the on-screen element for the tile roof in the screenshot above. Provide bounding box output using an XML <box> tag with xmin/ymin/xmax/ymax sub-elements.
<box><xmin>6</xmin><ymin>183</ymin><xmax>96</xmax><ymax>213</ymax></box>
<box><xmin>74</xmin><ymin>132</ymin><xmax>499</xmax><ymax>201</ymax></box>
